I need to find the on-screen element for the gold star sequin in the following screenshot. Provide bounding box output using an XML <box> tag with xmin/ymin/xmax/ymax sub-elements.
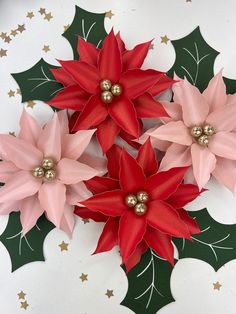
<box><xmin>0</xmin><ymin>48</ymin><xmax>7</xmax><ymax>57</ymax></box>
<box><xmin>80</xmin><ymin>273</ymin><xmax>88</xmax><ymax>282</ymax></box>
<box><xmin>82</xmin><ymin>218</ymin><xmax>90</xmax><ymax>224</ymax></box>
<box><xmin>44</xmin><ymin>12</ymin><xmax>53</xmax><ymax>21</ymax></box>
<box><xmin>213</xmin><ymin>281</ymin><xmax>222</xmax><ymax>290</ymax></box>
<box><xmin>27</xmin><ymin>12</ymin><xmax>34</xmax><ymax>19</ymax></box>
<box><xmin>8</xmin><ymin>90</ymin><xmax>15</xmax><ymax>97</ymax></box>
<box><xmin>17</xmin><ymin>291</ymin><xmax>26</xmax><ymax>299</ymax></box>
<box><xmin>9</xmin><ymin>132</ymin><xmax>16</xmax><ymax>137</ymax></box>
<box><xmin>186</xmin><ymin>0</ymin><xmax>192</xmax><ymax>2</ymax></box>
<box><xmin>16</xmin><ymin>88</ymin><xmax>21</xmax><ymax>94</ymax></box>
<box><xmin>20</xmin><ymin>301</ymin><xmax>29</xmax><ymax>310</ymax></box>
<box><xmin>39</xmin><ymin>8</ymin><xmax>46</xmax><ymax>15</ymax></box>
<box><xmin>161</xmin><ymin>35</ymin><xmax>170</xmax><ymax>44</ymax></box>
<box><xmin>63</xmin><ymin>24</ymin><xmax>70</xmax><ymax>32</ymax></box>
<box><xmin>4</xmin><ymin>36</ymin><xmax>11</xmax><ymax>43</ymax></box>
<box><xmin>58</xmin><ymin>241</ymin><xmax>69</xmax><ymax>251</ymax></box>
<box><xmin>0</xmin><ymin>32</ymin><xmax>7</xmax><ymax>39</ymax></box>
<box><xmin>17</xmin><ymin>24</ymin><xmax>26</xmax><ymax>33</ymax></box>
<box><xmin>105</xmin><ymin>10</ymin><xmax>114</xmax><ymax>19</ymax></box>
<box><xmin>105</xmin><ymin>289</ymin><xmax>114</xmax><ymax>298</ymax></box>
<box><xmin>27</xmin><ymin>100</ymin><xmax>36</xmax><ymax>108</ymax></box>
<box><xmin>10</xmin><ymin>29</ymin><xmax>18</xmax><ymax>37</ymax></box>
<box><xmin>42</xmin><ymin>45</ymin><xmax>50</xmax><ymax>53</ymax></box>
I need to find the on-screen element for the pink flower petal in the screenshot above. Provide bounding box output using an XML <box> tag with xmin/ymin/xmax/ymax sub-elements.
<box><xmin>66</xmin><ymin>181</ymin><xmax>92</xmax><ymax>205</ymax></box>
<box><xmin>57</xmin><ymin>110</ymin><xmax>69</xmax><ymax>134</ymax></box>
<box><xmin>206</xmin><ymin>104</ymin><xmax>236</xmax><ymax>132</ymax></box>
<box><xmin>78</xmin><ymin>153</ymin><xmax>107</xmax><ymax>176</ymax></box>
<box><xmin>0</xmin><ymin>201</ymin><xmax>19</xmax><ymax>214</ymax></box>
<box><xmin>161</xmin><ymin>101</ymin><xmax>183</xmax><ymax>121</ymax></box>
<box><xmin>0</xmin><ymin>161</ymin><xmax>19</xmax><ymax>182</ymax></box>
<box><xmin>208</xmin><ymin>132</ymin><xmax>236</xmax><ymax>160</ymax></box>
<box><xmin>212</xmin><ymin>157</ymin><xmax>236</xmax><ymax>192</ymax></box>
<box><xmin>60</xmin><ymin>204</ymin><xmax>75</xmax><ymax>237</ymax></box>
<box><xmin>19</xmin><ymin>109</ymin><xmax>41</xmax><ymax>146</ymax></box>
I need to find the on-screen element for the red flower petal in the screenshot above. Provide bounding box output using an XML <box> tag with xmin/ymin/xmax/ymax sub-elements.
<box><xmin>176</xmin><ymin>208</ymin><xmax>201</xmax><ymax>235</ymax></box>
<box><xmin>145</xmin><ymin>167</ymin><xmax>188</xmax><ymax>200</ymax></box>
<box><xmin>50</xmin><ymin>68</ymin><xmax>76</xmax><ymax>86</ymax></box>
<box><xmin>122</xmin><ymin>40</ymin><xmax>152</xmax><ymax>71</ymax></box>
<box><xmin>108</xmin><ymin>96</ymin><xmax>140</xmax><ymax>137</ymax></box>
<box><xmin>144</xmin><ymin>227</ymin><xmax>174</xmax><ymax>266</ymax></box>
<box><xmin>167</xmin><ymin>184</ymin><xmax>203</xmax><ymax>209</ymax></box>
<box><xmin>146</xmin><ymin>200</ymin><xmax>190</xmax><ymax>238</ymax></box>
<box><xmin>134</xmin><ymin>93</ymin><xmax>169</xmax><ymax>118</ymax></box>
<box><xmin>81</xmin><ymin>190</ymin><xmax>126</xmax><ymax>216</ymax></box>
<box><xmin>106</xmin><ymin>145</ymin><xmax>122</xmax><ymax>179</ymax></box>
<box><xmin>85</xmin><ymin>176</ymin><xmax>120</xmax><ymax>194</ymax></box>
<box><xmin>120</xmin><ymin>69</ymin><xmax>163</xmax><ymax>99</ymax></box>
<box><xmin>119</xmin><ymin>210</ymin><xmax>147</xmax><ymax>262</ymax></box>
<box><xmin>77</xmin><ymin>37</ymin><xmax>99</xmax><ymax>66</ymax></box>
<box><xmin>136</xmin><ymin>137</ymin><xmax>158</xmax><ymax>177</ymax></box>
<box><xmin>69</xmin><ymin>111</ymin><xmax>80</xmax><ymax>133</ymax></box>
<box><xmin>149</xmin><ymin>75</ymin><xmax>176</xmax><ymax>96</ymax></box>
<box><xmin>119</xmin><ymin>129</ymin><xmax>141</xmax><ymax>150</ymax></box>
<box><xmin>124</xmin><ymin>241</ymin><xmax>148</xmax><ymax>273</ymax></box>
<box><xmin>74</xmin><ymin>206</ymin><xmax>107</xmax><ymax>222</ymax></box>
<box><xmin>96</xmin><ymin>117</ymin><xmax>120</xmax><ymax>154</ymax></box>
<box><xmin>93</xmin><ymin>217</ymin><xmax>119</xmax><ymax>254</ymax></box>
<box><xmin>98</xmin><ymin>29</ymin><xmax>122</xmax><ymax>82</ymax></box>
<box><xmin>119</xmin><ymin>149</ymin><xmax>146</xmax><ymax>192</ymax></box>
<box><xmin>116</xmin><ymin>32</ymin><xmax>126</xmax><ymax>52</ymax></box>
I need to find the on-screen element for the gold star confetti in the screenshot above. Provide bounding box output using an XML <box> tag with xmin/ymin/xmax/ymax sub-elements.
<box><xmin>0</xmin><ymin>32</ymin><xmax>7</xmax><ymax>39</ymax></box>
<box><xmin>186</xmin><ymin>0</ymin><xmax>192</xmax><ymax>2</ymax></box>
<box><xmin>42</xmin><ymin>45</ymin><xmax>50</xmax><ymax>53</ymax></box>
<box><xmin>8</xmin><ymin>90</ymin><xmax>15</xmax><ymax>97</ymax></box>
<box><xmin>82</xmin><ymin>218</ymin><xmax>90</xmax><ymax>224</ymax></box>
<box><xmin>20</xmin><ymin>301</ymin><xmax>29</xmax><ymax>310</ymax></box>
<box><xmin>149</xmin><ymin>43</ymin><xmax>154</xmax><ymax>50</ymax></box>
<box><xmin>10</xmin><ymin>29</ymin><xmax>18</xmax><ymax>37</ymax></box>
<box><xmin>161</xmin><ymin>35</ymin><xmax>170</xmax><ymax>44</ymax></box>
<box><xmin>0</xmin><ymin>48</ymin><xmax>7</xmax><ymax>57</ymax></box>
<box><xmin>17</xmin><ymin>291</ymin><xmax>26</xmax><ymax>299</ymax></box>
<box><xmin>63</xmin><ymin>24</ymin><xmax>70</xmax><ymax>32</ymax></box>
<box><xmin>105</xmin><ymin>10</ymin><xmax>114</xmax><ymax>19</ymax></box>
<box><xmin>4</xmin><ymin>36</ymin><xmax>11</xmax><ymax>44</ymax></box>
<box><xmin>9</xmin><ymin>132</ymin><xmax>16</xmax><ymax>137</ymax></box>
<box><xmin>16</xmin><ymin>88</ymin><xmax>21</xmax><ymax>94</ymax></box>
<box><xmin>105</xmin><ymin>289</ymin><xmax>114</xmax><ymax>298</ymax></box>
<box><xmin>44</xmin><ymin>12</ymin><xmax>53</xmax><ymax>22</ymax></box>
<box><xmin>80</xmin><ymin>273</ymin><xmax>88</xmax><ymax>282</ymax></box>
<box><xmin>58</xmin><ymin>241</ymin><xmax>69</xmax><ymax>251</ymax></box>
<box><xmin>39</xmin><ymin>8</ymin><xmax>46</xmax><ymax>15</ymax></box>
<box><xmin>27</xmin><ymin>100</ymin><xmax>36</xmax><ymax>108</ymax></box>
<box><xmin>27</xmin><ymin>12</ymin><xmax>34</xmax><ymax>19</ymax></box>
<box><xmin>213</xmin><ymin>281</ymin><xmax>222</xmax><ymax>290</ymax></box>
<box><xmin>17</xmin><ymin>24</ymin><xmax>26</xmax><ymax>33</ymax></box>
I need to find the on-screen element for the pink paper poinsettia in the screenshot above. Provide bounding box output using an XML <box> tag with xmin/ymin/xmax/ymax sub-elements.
<box><xmin>0</xmin><ymin>109</ymin><xmax>106</xmax><ymax>236</ymax></box>
<box><xmin>144</xmin><ymin>71</ymin><xmax>236</xmax><ymax>192</ymax></box>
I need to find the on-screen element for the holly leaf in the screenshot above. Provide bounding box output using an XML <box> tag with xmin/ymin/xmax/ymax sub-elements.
<box><xmin>224</xmin><ymin>77</ymin><xmax>236</xmax><ymax>94</ymax></box>
<box><xmin>62</xmin><ymin>5</ymin><xmax>107</xmax><ymax>59</ymax></box>
<box><xmin>168</xmin><ymin>27</ymin><xmax>219</xmax><ymax>92</ymax></box>
<box><xmin>173</xmin><ymin>208</ymin><xmax>236</xmax><ymax>271</ymax></box>
<box><xmin>0</xmin><ymin>212</ymin><xmax>54</xmax><ymax>272</ymax></box>
<box><xmin>12</xmin><ymin>58</ymin><xmax>63</xmax><ymax>109</ymax></box>
<box><xmin>121</xmin><ymin>249</ymin><xmax>175</xmax><ymax>314</ymax></box>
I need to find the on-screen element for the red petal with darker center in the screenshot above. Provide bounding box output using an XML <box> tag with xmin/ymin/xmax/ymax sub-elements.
<box><xmin>74</xmin><ymin>206</ymin><xmax>107</xmax><ymax>222</ymax></box>
<box><xmin>176</xmin><ymin>208</ymin><xmax>201</xmax><ymax>235</ymax></box>
<box><xmin>106</xmin><ymin>145</ymin><xmax>122</xmax><ymax>179</ymax></box>
<box><xmin>96</xmin><ymin>117</ymin><xmax>120</xmax><ymax>154</ymax></box>
<box><xmin>77</xmin><ymin>37</ymin><xmax>99</xmax><ymax>66</ymax></box>
<box><xmin>85</xmin><ymin>176</ymin><xmax>120</xmax><ymax>194</ymax></box>
<box><xmin>116</xmin><ymin>32</ymin><xmax>126</xmax><ymax>52</ymax></box>
<box><xmin>136</xmin><ymin>137</ymin><xmax>158</xmax><ymax>177</ymax></box>
<box><xmin>134</xmin><ymin>93</ymin><xmax>169</xmax><ymax>118</ymax></box>
<box><xmin>167</xmin><ymin>184</ymin><xmax>203</xmax><ymax>209</ymax></box>
<box><xmin>124</xmin><ymin>241</ymin><xmax>148</xmax><ymax>273</ymax></box>
<box><xmin>50</xmin><ymin>67</ymin><xmax>76</xmax><ymax>87</ymax></box>
<box><xmin>69</xmin><ymin>111</ymin><xmax>80</xmax><ymax>133</ymax></box>
<box><xmin>149</xmin><ymin>75</ymin><xmax>176</xmax><ymax>96</ymax></box>
<box><xmin>119</xmin><ymin>129</ymin><xmax>141</xmax><ymax>150</ymax></box>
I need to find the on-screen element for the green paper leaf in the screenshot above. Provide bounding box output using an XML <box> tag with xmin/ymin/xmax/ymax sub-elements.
<box><xmin>168</xmin><ymin>27</ymin><xmax>219</xmax><ymax>92</ymax></box>
<box><xmin>12</xmin><ymin>58</ymin><xmax>63</xmax><ymax>109</ymax></box>
<box><xmin>224</xmin><ymin>77</ymin><xmax>236</xmax><ymax>94</ymax></box>
<box><xmin>173</xmin><ymin>208</ymin><xmax>236</xmax><ymax>271</ymax></box>
<box><xmin>62</xmin><ymin>5</ymin><xmax>107</xmax><ymax>59</ymax></box>
<box><xmin>121</xmin><ymin>249</ymin><xmax>175</xmax><ymax>314</ymax></box>
<box><xmin>0</xmin><ymin>212</ymin><xmax>54</xmax><ymax>272</ymax></box>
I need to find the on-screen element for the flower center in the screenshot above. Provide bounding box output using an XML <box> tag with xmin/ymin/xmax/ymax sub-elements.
<box><xmin>31</xmin><ymin>157</ymin><xmax>56</xmax><ymax>181</ymax></box>
<box><xmin>190</xmin><ymin>125</ymin><xmax>215</xmax><ymax>146</ymax></box>
<box><xmin>100</xmin><ymin>79</ymin><xmax>122</xmax><ymax>104</ymax></box>
<box><xmin>125</xmin><ymin>191</ymin><xmax>149</xmax><ymax>216</ymax></box>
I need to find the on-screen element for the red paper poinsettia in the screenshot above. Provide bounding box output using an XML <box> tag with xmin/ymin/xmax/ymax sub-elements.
<box><xmin>48</xmin><ymin>30</ymin><xmax>174</xmax><ymax>153</ymax></box>
<box><xmin>75</xmin><ymin>138</ymin><xmax>203</xmax><ymax>272</ymax></box>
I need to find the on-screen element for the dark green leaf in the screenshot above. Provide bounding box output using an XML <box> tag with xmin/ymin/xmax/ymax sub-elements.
<box><xmin>224</xmin><ymin>77</ymin><xmax>236</xmax><ymax>94</ymax></box>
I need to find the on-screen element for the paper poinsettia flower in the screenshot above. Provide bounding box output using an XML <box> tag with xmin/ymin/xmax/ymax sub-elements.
<box><xmin>75</xmin><ymin>138</ymin><xmax>202</xmax><ymax>271</ymax></box>
<box><xmin>142</xmin><ymin>71</ymin><xmax>236</xmax><ymax>192</ymax></box>
<box><xmin>48</xmin><ymin>29</ymin><xmax>174</xmax><ymax>153</ymax></box>
<box><xmin>0</xmin><ymin>109</ymin><xmax>106</xmax><ymax>236</ymax></box>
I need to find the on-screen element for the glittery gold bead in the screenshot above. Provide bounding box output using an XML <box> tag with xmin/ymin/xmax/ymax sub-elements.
<box><xmin>100</xmin><ymin>79</ymin><xmax>112</xmax><ymax>91</ymax></box>
<box><xmin>111</xmin><ymin>84</ymin><xmax>122</xmax><ymax>96</ymax></box>
<box><xmin>31</xmin><ymin>166</ymin><xmax>44</xmax><ymax>178</ymax></box>
<box><xmin>137</xmin><ymin>191</ymin><xmax>149</xmax><ymax>203</ymax></box>
<box><xmin>42</xmin><ymin>157</ymin><xmax>54</xmax><ymax>170</ymax></box>
<box><xmin>191</xmin><ymin>126</ymin><xmax>202</xmax><ymax>138</ymax></box>
<box><xmin>203</xmin><ymin>125</ymin><xmax>215</xmax><ymax>136</ymax></box>
<box><xmin>198</xmin><ymin>135</ymin><xmax>209</xmax><ymax>146</ymax></box>
<box><xmin>125</xmin><ymin>194</ymin><xmax>138</xmax><ymax>207</ymax></box>
<box><xmin>134</xmin><ymin>203</ymin><xmax>147</xmax><ymax>216</ymax></box>
<box><xmin>44</xmin><ymin>169</ymin><xmax>56</xmax><ymax>181</ymax></box>
<box><xmin>101</xmin><ymin>91</ymin><xmax>113</xmax><ymax>103</ymax></box>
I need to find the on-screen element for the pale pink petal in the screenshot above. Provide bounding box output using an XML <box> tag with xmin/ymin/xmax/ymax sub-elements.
<box><xmin>60</xmin><ymin>204</ymin><xmax>75</xmax><ymax>237</ymax></box>
<box><xmin>212</xmin><ymin>157</ymin><xmax>236</xmax><ymax>192</ymax></box>
<box><xmin>0</xmin><ymin>135</ymin><xmax>43</xmax><ymax>170</ymax></box>
<box><xmin>61</xmin><ymin>129</ymin><xmax>96</xmax><ymax>160</ymax></box>
<box><xmin>203</xmin><ymin>70</ymin><xmax>227</xmax><ymax>112</ymax></box>
<box><xmin>66</xmin><ymin>181</ymin><xmax>92</xmax><ymax>205</ymax></box>
<box><xmin>227</xmin><ymin>94</ymin><xmax>236</xmax><ymax>106</ymax></box>
<box><xmin>206</xmin><ymin>104</ymin><xmax>236</xmax><ymax>132</ymax></box>
<box><xmin>139</xmin><ymin>129</ymin><xmax>171</xmax><ymax>151</ymax></box>
<box><xmin>0</xmin><ymin>161</ymin><xmax>19</xmax><ymax>182</ymax></box>
<box><xmin>161</xmin><ymin>101</ymin><xmax>183</xmax><ymax>121</ymax></box>
<box><xmin>19</xmin><ymin>109</ymin><xmax>41</xmax><ymax>145</ymax></box>
<box><xmin>159</xmin><ymin>143</ymin><xmax>192</xmax><ymax>171</ymax></box>
<box><xmin>0</xmin><ymin>201</ymin><xmax>19</xmax><ymax>214</ymax></box>
<box><xmin>38</xmin><ymin>181</ymin><xmax>66</xmax><ymax>228</ymax></box>
<box><xmin>148</xmin><ymin>121</ymin><xmax>193</xmax><ymax>145</ymax></box>
<box><xmin>20</xmin><ymin>196</ymin><xmax>44</xmax><ymax>235</ymax></box>
<box><xmin>57</xmin><ymin>158</ymin><xmax>100</xmax><ymax>185</ymax></box>
<box><xmin>78</xmin><ymin>153</ymin><xmax>107</xmax><ymax>176</ymax></box>
<box><xmin>191</xmin><ymin>143</ymin><xmax>216</xmax><ymax>189</ymax></box>
<box><xmin>37</xmin><ymin>114</ymin><xmax>61</xmax><ymax>162</ymax></box>
<box><xmin>173</xmin><ymin>79</ymin><xmax>209</xmax><ymax>126</ymax></box>
<box><xmin>0</xmin><ymin>170</ymin><xmax>41</xmax><ymax>202</ymax></box>
<box><xmin>184</xmin><ymin>167</ymin><xmax>196</xmax><ymax>184</ymax></box>
<box><xmin>208</xmin><ymin>132</ymin><xmax>236</xmax><ymax>160</ymax></box>
<box><xmin>57</xmin><ymin>110</ymin><xmax>69</xmax><ymax>134</ymax></box>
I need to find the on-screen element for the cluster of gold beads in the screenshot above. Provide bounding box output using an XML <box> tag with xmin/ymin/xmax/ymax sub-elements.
<box><xmin>100</xmin><ymin>79</ymin><xmax>122</xmax><ymax>104</ymax></box>
<box><xmin>190</xmin><ymin>125</ymin><xmax>215</xmax><ymax>146</ymax></box>
<box><xmin>125</xmin><ymin>191</ymin><xmax>149</xmax><ymax>216</ymax></box>
<box><xmin>31</xmin><ymin>157</ymin><xmax>56</xmax><ymax>181</ymax></box>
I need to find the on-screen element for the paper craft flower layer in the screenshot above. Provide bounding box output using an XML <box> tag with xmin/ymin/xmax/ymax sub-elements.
<box><xmin>143</xmin><ymin>71</ymin><xmax>236</xmax><ymax>192</ymax></box>
<box><xmin>48</xmin><ymin>29</ymin><xmax>174</xmax><ymax>153</ymax></box>
<box><xmin>0</xmin><ymin>110</ymin><xmax>105</xmax><ymax>236</ymax></box>
<box><xmin>75</xmin><ymin>138</ymin><xmax>202</xmax><ymax>271</ymax></box>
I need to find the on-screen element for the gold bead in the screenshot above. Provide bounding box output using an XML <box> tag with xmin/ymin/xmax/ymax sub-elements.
<box><xmin>203</xmin><ymin>125</ymin><xmax>214</xmax><ymax>136</ymax></box>
<box><xmin>134</xmin><ymin>203</ymin><xmax>147</xmax><ymax>216</ymax></box>
<box><xmin>137</xmin><ymin>191</ymin><xmax>149</xmax><ymax>203</ymax></box>
<box><xmin>42</xmin><ymin>157</ymin><xmax>54</xmax><ymax>170</ymax></box>
<box><xmin>101</xmin><ymin>91</ymin><xmax>113</xmax><ymax>103</ymax></box>
<box><xmin>100</xmin><ymin>79</ymin><xmax>112</xmax><ymax>91</ymax></box>
<box><xmin>198</xmin><ymin>135</ymin><xmax>209</xmax><ymax>146</ymax></box>
<box><xmin>31</xmin><ymin>166</ymin><xmax>44</xmax><ymax>178</ymax></box>
<box><xmin>191</xmin><ymin>126</ymin><xmax>202</xmax><ymax>138</ymax></box>
<box><xmin>111</xmin><ymin>84</ymin><xmax>122</xmax><ymax>96</ymax></box>
<box><xmin>44</xmin><ymin>169</ymin><xmax>56</xmax><ymax>181</ymax></box>
<box><xmin>125</xmin><ymin>194</ymin><xmax>138</xmax><ymax>207</ymax></box>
